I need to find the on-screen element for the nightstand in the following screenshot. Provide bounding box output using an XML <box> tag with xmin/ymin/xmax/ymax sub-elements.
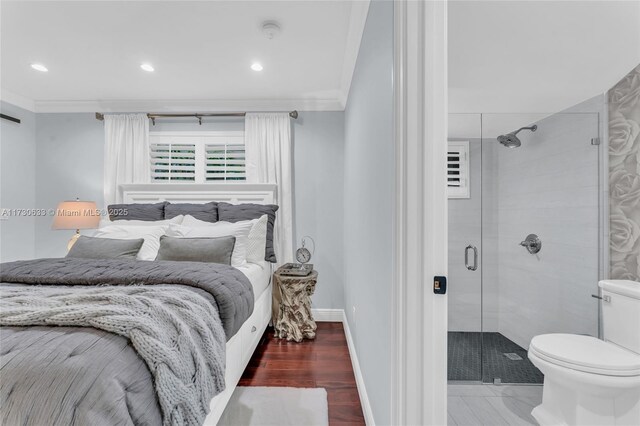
<box><xmin>272</xmin><ymin>268</ymin><xmax>318</xmax><ymax>342</ymax></box>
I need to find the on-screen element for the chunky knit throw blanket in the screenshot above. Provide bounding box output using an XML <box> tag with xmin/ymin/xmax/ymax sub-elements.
<box><xmin>0</xmin><ymin>284</ymin><xmax>226</xmax><ymax>426</ymax></box>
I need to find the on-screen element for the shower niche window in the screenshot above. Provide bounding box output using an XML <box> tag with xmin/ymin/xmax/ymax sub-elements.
<box><xmin>447</xmin><ymin>110</ymin><xmax>601</xmax><ymax>384</ymax></box>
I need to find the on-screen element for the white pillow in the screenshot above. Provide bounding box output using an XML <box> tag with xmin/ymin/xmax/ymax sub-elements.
<box><xmin>167</xmin><ymin>221</ymin><xmax>253</xmax><ymax>267</ymax></box>
<box><xmin>93</xmin><ymin>225</ymin><xmax>167</xmax><ymax>261</ymax></box>
<box><xmin>181</xmin><ymin>215</ymin><xmax>215</xmax><ymax>227</ymax></box>
<box><xmin>180</xmin><ymin>215</ymin><xmax>267</xmax><ymax>264</ymax></box>
<box><xmin>99</xmin><ymin>215</ymin><xmax>183</xmax><ymax>228</ymax></box>
<box><xmin>246</xmin><ymin>215</ymin><xmax>268</xmax><ymax>264</ymax></box>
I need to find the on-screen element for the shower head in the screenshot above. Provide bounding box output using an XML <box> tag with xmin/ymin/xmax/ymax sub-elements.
<box><xmin>497</xmin><ymin>124</ymin><xmax>537</xmax><ymax>148</ymax></box>
<box><xmin>497</xmin><ymin>133</ymin><xmax>522</xmax><ymax>148</ymax></box>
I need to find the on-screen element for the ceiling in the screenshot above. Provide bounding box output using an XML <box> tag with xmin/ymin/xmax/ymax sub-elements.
<box><xmin>0</xmin><ymin>1</ymin><xmax>370</xmax><ymax>112</ymax></box>
<box><xmin>2</xmin><ymin>1</ymin><xmax>639</xmax><ymax>116</ymax></box>
<box><xmin>449</xmin><ymin>0</ymin><xmax>640</xmax><ymax>115</ymax></box>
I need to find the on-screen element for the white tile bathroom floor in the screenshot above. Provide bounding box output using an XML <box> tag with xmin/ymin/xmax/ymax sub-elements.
<box><xmin>448</xmin><ymin>384</ymin><xmax>542</xmax><ymax>425</ymax></box>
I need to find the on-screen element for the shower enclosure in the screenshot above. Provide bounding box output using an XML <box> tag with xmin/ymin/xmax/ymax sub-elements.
<box><xmin>447</xmin><ymin>107</ymin><xmax>603</xmax><ymax>384</ymax></box>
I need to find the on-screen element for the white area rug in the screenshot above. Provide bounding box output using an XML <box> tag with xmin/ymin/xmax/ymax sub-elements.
<box><xmin>219</xmin><ymin>386</ymin><xmax>329</xmax><ymax>426</ymax></box>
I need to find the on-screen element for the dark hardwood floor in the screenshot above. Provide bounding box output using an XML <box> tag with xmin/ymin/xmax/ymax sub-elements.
<box><xmin>239</xmin><ymin>322</ymin><xmax>366</xmax><ymax>425</ymax></box>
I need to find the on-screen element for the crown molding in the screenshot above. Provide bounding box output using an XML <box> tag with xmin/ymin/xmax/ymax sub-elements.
<box><xmin>340</xmin><ymin>0</ymin><xmax>370</xmax><ymax>109</ymax></box>
<box><xmin>31</xmin><ymin>98</ymin><xmax>344</xmax><ymax>113</ymax></box>
<box><xmin>0</xmin><ymin>88</ymin><xmax>36</xmax><ymax>112</ymax></box>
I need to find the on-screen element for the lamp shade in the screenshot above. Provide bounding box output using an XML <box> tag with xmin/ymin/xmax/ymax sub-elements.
<box><xmin>52</xmin><ymin>200</ymin><xmax>100</xmax><ymax>230</ymax></box>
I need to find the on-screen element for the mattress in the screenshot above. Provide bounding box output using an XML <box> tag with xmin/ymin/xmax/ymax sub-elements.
<box><xmin>236</xmin><ymin>261</ymin><xmax>272</xmax><ymax>301</ymax></box>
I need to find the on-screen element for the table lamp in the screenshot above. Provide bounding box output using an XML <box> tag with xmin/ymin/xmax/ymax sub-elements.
<box><xmin>52</xmin><ymin>199</ymin><xmax>101</xmax><ymax>251</ymax></box>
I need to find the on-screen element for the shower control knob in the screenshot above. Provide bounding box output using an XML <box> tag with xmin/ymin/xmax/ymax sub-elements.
<box><xmin>519</xmin><ymin>234</ymin><xmax>542</xmax><ymax>254</ymax></box>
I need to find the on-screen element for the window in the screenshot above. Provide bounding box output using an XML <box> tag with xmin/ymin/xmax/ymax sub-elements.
<box><xmin>447</xmin><ymin>141</ymin><xmax>470</xmax><ymax>199</ymax></box>
<box><xmin>149</xmin><ymin>132</ymin><xmax>245</xmax><ymax>183</ymax></box>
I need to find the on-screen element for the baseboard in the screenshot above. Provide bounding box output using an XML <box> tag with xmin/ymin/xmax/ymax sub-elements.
<box><xmin>342</xmin><ymin>311</ymin><xmax>375</xmax><ymax>425</ymax></box>
<box><xmin>311</xmin><ymin>308</ymin><xmax>344</xmax><ymax>322</ymax></box>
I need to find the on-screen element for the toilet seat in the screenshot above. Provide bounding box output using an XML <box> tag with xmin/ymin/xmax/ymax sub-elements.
<box><xmin>529</xmin><ymin>334</ymin><xmax>640</xmax><ymax>377</ymax></box>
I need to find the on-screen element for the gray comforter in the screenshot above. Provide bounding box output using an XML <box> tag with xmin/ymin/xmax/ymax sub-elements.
<box><xmin>0</xmin><ymin>258</ymin><xmax>255</xmax><ymax>426</ymax></box>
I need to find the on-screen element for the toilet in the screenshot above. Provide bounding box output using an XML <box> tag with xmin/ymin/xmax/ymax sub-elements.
<box><xmin>528</xmin><ymin>280</ymin><xmax>640</xmax><ymax>426</ymax></box>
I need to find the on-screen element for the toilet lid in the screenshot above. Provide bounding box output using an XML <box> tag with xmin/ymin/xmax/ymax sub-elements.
<box><xmin>529</xmin><ymin>334</ymin><xmax>640</xmax><ymax>377</ymax></box>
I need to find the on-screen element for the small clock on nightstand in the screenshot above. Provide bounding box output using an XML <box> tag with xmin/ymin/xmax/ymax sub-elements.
<box><xmin>278</xmin><ymin>236</ymin><xmax>315</xmax><ymax>277</ymax></box>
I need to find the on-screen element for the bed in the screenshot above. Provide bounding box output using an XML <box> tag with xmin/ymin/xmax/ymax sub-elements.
<box><xmin>0</xmin><ymin>183</ymin><xmax>277</xmax><ymax>426</ymax></box>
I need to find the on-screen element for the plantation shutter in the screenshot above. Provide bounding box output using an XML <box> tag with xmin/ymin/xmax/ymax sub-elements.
<box><xmin>447</xmin><ymin>141</ymin><xmax>470</xmax><ymax>199</ymax></box>
<box><xmin>150</xmin><ymin>142</ymin><xmax>196</xmax><ymax>181</ymax></box>
<box><xmin>205</xmin><ymin>143</ymin><xmax>246</xmax><ymax>181</ymax></box>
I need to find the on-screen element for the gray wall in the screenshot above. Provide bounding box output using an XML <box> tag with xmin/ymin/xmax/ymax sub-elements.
<box><xmin>34</xmin><ymin>113</ymin><xmax>104</xmax><ymax>257</ymax></box>
<box><xmin>343</xmin><ymin>1</ymin><xmax>394</xmax><ymax>424</ymax></box>
<box><xmin>0</xmin><ymin>101</ymin><xmax>36</xmax><ymax>262</ymax></box>
<box><xmin>293</xmin><ymin>112</ymin><xmax>345</xmax><ymax>309</ymax></box>
<box><xmin>29</xmin><ymin>112</ymin><xmax>345</xmax><ymax>309</ymax></box>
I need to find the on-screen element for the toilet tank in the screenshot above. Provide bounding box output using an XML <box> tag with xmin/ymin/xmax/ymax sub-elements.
<box><xmin>599</xmin><ymin>280</ymin><xmax>640</xmax><ymax>354</ymax></box>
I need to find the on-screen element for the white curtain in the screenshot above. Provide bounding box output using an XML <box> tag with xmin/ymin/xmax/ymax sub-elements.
<box><xmin>245</xmin><ymin>113</ymin><xmax>293</xmax><ymax>264</ymax></box>
<box><xmin>103</xmin><ymin>114</ymin><xmax>150</xmax><ymax>206</ymax></box>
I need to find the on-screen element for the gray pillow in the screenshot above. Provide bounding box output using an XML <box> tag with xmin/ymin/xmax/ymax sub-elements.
<box><xmin>66</xmin><ymin>236</ymin><xmax>144</xmax><ymax>260</ymax></box>
<box><xmin>108</xmin><ymin>202</ymin><xmax>166</xmax><ymax>221</ymax></box>
<box><xmin>217</xmin><ymin>202</ymin><xmax>279</xmax><ymax>263</ymax></box>
<box><xmin>165</xmin><ymin>202</ymin><xmax>218</xmax><ymax>222</ymax></box>
<box><xmin>155</xmin><ymin>235</ymin><xmax>236</xmax><ymax>265</ymax></box>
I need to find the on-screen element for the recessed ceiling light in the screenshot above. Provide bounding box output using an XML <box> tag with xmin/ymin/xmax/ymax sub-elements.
<box><xmin>251</xmin><ymin>63</ymin><xmax>263</xmax><ymax>72</ymax></box>
<box><xmin>140</xmin><ymin>63</ymin><xmax>155</xmax><ymax>72</ymax></box>
<box><xmin>30</xmin><ymin>63</ymin><xmax>48</xmax><ymax>72</ymax></box>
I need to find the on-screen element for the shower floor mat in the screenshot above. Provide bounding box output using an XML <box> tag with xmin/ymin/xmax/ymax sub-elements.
<box><xmin>448</xmin><ymin>332</ymin><xmax>544</xmax><ymax>384</ymax></box>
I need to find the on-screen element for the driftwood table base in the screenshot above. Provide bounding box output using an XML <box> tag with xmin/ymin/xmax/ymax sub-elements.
<box><xmin>272</xmin><ymin>270</ymin><xmax>318</xmax><ymax>342</ymax></box>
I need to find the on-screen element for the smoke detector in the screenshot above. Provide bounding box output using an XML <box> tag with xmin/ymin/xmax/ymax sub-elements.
<box><xmin>261</xmin><ymin>21</ymin><xmax>281</xmax><ymax>39</ymax></box>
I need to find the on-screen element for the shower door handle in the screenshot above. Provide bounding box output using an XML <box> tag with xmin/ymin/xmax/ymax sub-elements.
<box><xmin>465</xmin><ymin>245</ymin><xmax>478</xmax><ymax>271</ymax></box>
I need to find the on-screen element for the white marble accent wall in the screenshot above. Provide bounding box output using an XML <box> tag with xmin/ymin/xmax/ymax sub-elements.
<box><xmin>608</xmin><ymin>64</ymin><xmax>640</xmax><ymax>281</ymax></box>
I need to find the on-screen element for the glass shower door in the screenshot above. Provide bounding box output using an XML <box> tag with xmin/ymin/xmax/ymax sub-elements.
<box><xmin>448</xmin><ymin>113</ymin><xmax>483</xmax><ymax>381</ymax></box>
<box><xmin>480</xmin><ymin>112</ymin><xmax>601</xmax><ymax>384</ymax></box>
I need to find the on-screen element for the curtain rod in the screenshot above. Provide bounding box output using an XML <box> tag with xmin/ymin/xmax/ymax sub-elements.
<box><xmin>95</xmin><ymin>110</ymin><xmax>298</xmax><ymax>125</ymax></box>
<box><xmin>1</xmin><ymin>113</ymin><xmax>21</xmax><ymax>124</ymax></box>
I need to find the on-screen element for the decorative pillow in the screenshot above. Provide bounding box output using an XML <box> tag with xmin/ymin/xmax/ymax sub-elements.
<box><xmin>165</xmin><ymin>202</ymin><xmax>218</xmax><ymax>222</ymax></box>
<box><xmin>246</xmin><ymin>215</ymin><xmax>268</xmax><ymax>264</ymax></box>
<box><xmin>93</xmin><ymin>225</ymin><xmax>167</xmax><ymax>261</ymax></box>
<box><xmin>217</xmin><ymin>202</ymin><xmax>279</xmax><ymax>263</ymax></box>
<box><xmin>108</xmin><ymin>202</ymin><xmax>166</xmax><ymax>221</ymax></box>
<box><xmin>99</xmin><ymin>215</ymin><xmax>183</xmax><ymax>228</ymax></box>
<box><xmin>155</xmin><ymin>235</ymin><xmax>235</xmax><ymax>265</ymax></box>
<box><xmin>66</xmin><ymin>236</ymin><xmax>144</xmax><ymax>260</ymax></box>
<box><xmin>167</xmin><ymin>221</ymin><xmax>253</xmax><ymax>267</ymax></box>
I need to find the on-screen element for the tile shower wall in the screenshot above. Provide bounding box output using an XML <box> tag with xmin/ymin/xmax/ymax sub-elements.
<box><xmin>489</xmin><ymin>104</ymin><xmax>600</xmax><ymax>349</ymax></box>
<box><xmin>608</xmin><ymin>64</ymin><xmax>640</xmax><ymax>282</ymax></box>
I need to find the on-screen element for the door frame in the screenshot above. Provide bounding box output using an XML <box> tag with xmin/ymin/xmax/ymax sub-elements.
<box><xmin>392</xmin><ymin>1</ymin><xmax>448</xmax><ymax>425</ymax></box>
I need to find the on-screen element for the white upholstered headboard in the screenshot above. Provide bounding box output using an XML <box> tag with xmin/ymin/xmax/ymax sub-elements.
<box><xmin>119</xmin><ymin>183</ymin><xmax>277</xmax><ymax>205</ymax></box>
